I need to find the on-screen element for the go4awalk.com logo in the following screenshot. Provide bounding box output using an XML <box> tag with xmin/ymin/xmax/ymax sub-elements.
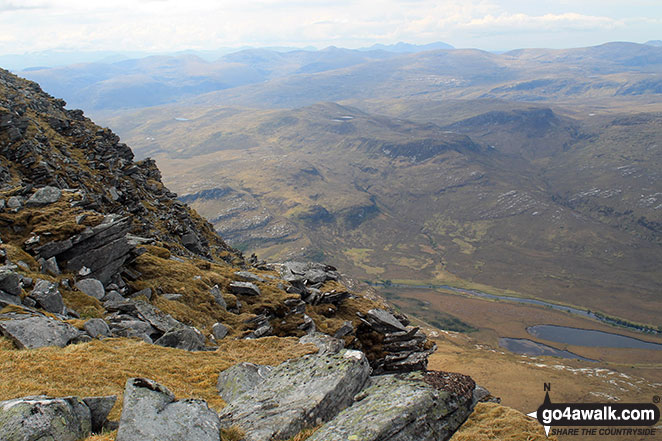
<box><xmin>527</xmin><ymin>384</ymin><xmax>660</xmax><ymax>437</ymax></box>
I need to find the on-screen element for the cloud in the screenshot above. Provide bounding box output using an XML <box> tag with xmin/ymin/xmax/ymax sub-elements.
<box><xmin>0</xmin><ymin>0</ymin><xmax>659</xmax><ymax>54</ymax></box>
<box><xmin>0</xmin><ymin>0</ymin><xmax>48</xmax><ymax>12</ymax></box>
<box><xmin>462</xmin><ymin>12</ymin><xmax>624</xmax><ymax>32</ymax></box>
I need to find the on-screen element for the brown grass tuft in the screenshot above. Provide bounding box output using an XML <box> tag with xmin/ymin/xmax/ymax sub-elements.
<box><xmin>451</xmin><ymin>402</ymin><xmax>556</xmax><ymax>441</ymax></box>
<box><xmin>0</xmin><ymin>337</ymin><xmax>316</xmax><ymax>425</ymax></box>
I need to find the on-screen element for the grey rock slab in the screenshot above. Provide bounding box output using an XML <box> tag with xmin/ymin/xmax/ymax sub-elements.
<box><xmin>116</xmin><ymin>378</ymin><xmax>221</xmax><ymax>441</ymax></box>
<box><xmin>0</xmin><ymin>267</ymin><xmax>21</xmax><ymax>297</ymax></box>
<box><xmin>43</xmin><ymin>256</ymin><xmax>60</xmax><ymax>275</ymax></box>
<box><xmin>364</xmin><ymin>309</ymin><xmax>407</xmax><ymax>333</ymax></box>
<box><xmin>29</xmin><ymin>279</ymin><xmax>65</xmax><ymax>314</ymax></box>
<box><xmin>154</xmin><ymin>324</ymin><xmax>206</xmax><ymax>351</ymax></box>
<box><xmin>0</xmin><ymin>291</ymin><xmax>21</xmax><ymax>306</ymax></box>
<box><xmin>210</xmin><ymin>285</ymin><xmax>226</xmax><ymax>310</ymax></box>
<box><xmin>219</xmin><ymin>349</ymin><xmax>371</xmax><ymax>441</ymax></box>
<box><xmin>216</xmin><ymin>362</ymin><xmax>274</xmax><ymax>404</ymax></box>
<box><xmin>26</xmin><ymin>186</ymin><xmax>62</xmax><ymax>206</ymax></box>
<box><xmin>82</xmin><ymin>395</ymin><xmax>117</xmax><ymax>433</ymax></box>
<box><xmin>83</xmin><ymin>318</ymin><xmax>111</xmax><ymax>339</ymax></box>
<box><xmin>211</xmin><ymin>322</ymin><xmax>228</xmax><ymax>340</ymax></box>
<box><xmin>229</xmin><ymin>281</ymin><xmax>261</xmax><ymax>296</ymax></box>
<box><xmin>0</xmin><ymin>313</ymin><xmax>80</xmax><ymax>349</ymax></box>
<box><xmin>308</xmin><ymin>370</ymin><xmax>476</xmax><ymax>441</ymax></box>
<box><xmin>75</xmin><ymin>278</ymin><xmax>105</xmax><ymax>300</ymax></box>
<box><xmin>234</xmin><ymin>271</ymin><xmax>266</xmax><ymax>282</ymax></box>
<box><xmin>133</xmin><ymin>301</ymin><xmax>180</xmax><ymax>333</ymax></box>
<box><xmin>0</xmin><ymin>395</ymin><xmax>91</xmax><ymax>441</ymax></box>
<box><xmin>299</xmin><ymin>332</ymin><xmax>345</xmax><ymax>355</ymax></box>
<box><xmin>128</xmin><ymin>287</ymin><xmax>152</xmax><ymax>300</ymax></box>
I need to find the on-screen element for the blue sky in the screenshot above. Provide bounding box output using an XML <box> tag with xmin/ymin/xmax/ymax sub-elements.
<box><xmin>0</xmin><ymin>0</ymin><xmax>660</xmax><ymax>55</ymax></box>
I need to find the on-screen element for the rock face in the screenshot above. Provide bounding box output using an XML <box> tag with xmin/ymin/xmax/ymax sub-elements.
<box><xmin>0</xmin><ymin>308</ymin><xmax>80</xmax><ymax>349</ymax></box>
<box><xmin>30</xmin><ymin>215</ymin><xmax>133</xmax><ymax>285</ymax></box>
<box><xmin>116</xmin><ymin>378</ymin><xmax>221</xmax><ymax>441</ymax></box>
<box><xmin>0</xmin><ymin>396</ymin><xmax>92</xmax><ymax>441</ymax></box>
<box><xmin>308</xmin><ymin>371</ymin><xmax>476</xmax><ymax>441</ymax></box>
<box><xmin>216</xmin><ymin>362</ymin><xmax>274</xmax><ymax>403</ymax></box>
<box><xmin>219</xmin><ymin>349</ymin><xmax>371</xmax><ymax>441</ymax></box>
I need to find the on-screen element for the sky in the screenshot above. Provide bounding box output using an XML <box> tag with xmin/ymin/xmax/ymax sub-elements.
<box><xmin>0</xmin><ymin>0</ymin><xmax>660</xmax><ymax>56</ymax></box>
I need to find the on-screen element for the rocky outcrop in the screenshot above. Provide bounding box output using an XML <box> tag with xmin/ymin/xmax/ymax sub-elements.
<box><xmin>27</xmin><ymin>215</ymin><xmax>133</xmax><ymax>285</ymax></box>
<box><xmin>307</xmin><ymin>371</ymin><xmax>476</xmax><ymax>441</ymax></box>
<box><xmin>0</xmin><ymin>397</ymin><xmax>90</xmax><ymax>440</ymax></box>
<box><xmin>216</xmin><ymin>362</ymin><xmax>274</xmax><ymax>403</ymax></box>
<box><xmin>0</xmin><ymin>307</ymin><xmax>80</xmax><ymax>349</ymax></box>
<box><xmin>358</xmin><ymin>308</ymin><xmax>436</xmax><ymax>374</ymax></box>
<box><xmin>116</xmin><ymin>378</ymin><xmax>221</xmax><ymax>441</ymax></box>
<box><xmin>219</xmin><ymin>349</ymin><xmax>371</xmax><ymax>441</ymax></box>
<box><xmin>0</xmin><ymin>396</ymin><xmax>92</xmax><ymax>441</ymax></box>
<box><xmin>105</xmin><ymin>299</ymin><xmax>205</xmax><ymax>349</ymax></box>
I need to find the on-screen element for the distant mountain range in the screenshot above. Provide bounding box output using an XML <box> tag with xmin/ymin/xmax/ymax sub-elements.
<box><xmin>14</xmin><ymin>41</ymin><xmax>661</xmax><ymax>113</ymax></box>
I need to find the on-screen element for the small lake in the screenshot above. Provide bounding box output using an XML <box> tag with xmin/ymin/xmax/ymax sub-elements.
<box><xmin>499</xmin><ymin>338</ymin><xmax>596</xmax><ymax>362</ymax></box>
<box><xmin>527</xmin><ymin>325</ymin><xmax>662</xmax><ymax>350</ymax></box>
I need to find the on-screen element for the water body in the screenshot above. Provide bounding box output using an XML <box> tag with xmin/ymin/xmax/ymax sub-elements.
<box><xmin>499</xmin><ymin>337</ymin><xmax>596</xmax><ymax>362</ymax></box>
<box><xmin>527</xmin><ymin>325</ymin><xmax>662</xmax><ymax>350</ymax></box>
<box><xmin>372</xmin><ymin>282</ymin><xmax>659</xmax><ymax>334</ymax></box>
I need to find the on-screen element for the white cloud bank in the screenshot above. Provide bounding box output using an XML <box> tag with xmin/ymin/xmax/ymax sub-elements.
<box><xmin>0</xmin><ymin>0</ymin><xmax>659</xmax><ymax>54</ymax></box>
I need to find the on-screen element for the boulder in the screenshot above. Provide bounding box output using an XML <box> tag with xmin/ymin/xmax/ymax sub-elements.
<box><xmin>6</xmin><ymin>196</ymin><xmax>22</xmax><ymax>210</ymax></box>
<box><xmin>83</xmin><ymin>318</ymin><xmax>111</xmax><ymax>339</ymax></box>
<box><xmin>0</xmin><ymin>267</ymin><xmax>22</xmax><ymax>297</ymax></box>
<box><xmin>210</xmin><ymin>285</ymin><xmax>226</xmax><ymax>310</ymax></box>
<box><xmin>234</xmin><ymin>271</ymin><xmax>266</xmax><ymax>282</ymax></box>
<box><xmin>75</xmin><ymin>278</ymin><xmax>105</xmax><ymax>300</ymax></box>
<box><xmin>29</xmin><ymin>279</ymin><xmax>65</xmax><ymax>314</ymax></box>
<box><xmin>219</xmin><ymin>349</ymin><xmax>371</xmax><ymax>441</ymax></box>
<box><xmin>26</xmin><ymin>186</ymin><xmax>62</xmax><ymax>206</ymax></box>
<box><xmin>299</xmin><ymin>332</ymin><xmax>345</xmax><ymax>355</ymax></box>
<box><xmin>116</xmin><ymin>378</ymin><xmax>221</xmax><ymax>441</ymax></box>
<box><xmin>211</xmin><ymin>322</ymin><xmax>228</xmax><ymax>340</ymax></box>
<box><xmin>0</xmin><ymin>395</ymin><xmax>91</xmax><ymax>441</ymax></box>
<box><xmin>133</xmin><ymin>301</ymin><xmax>180</xmax><ymax>333</ymax></box>
<box><xmin>0</xmin><ymin>311</ymin><xmax>80</xmax><ymax>349</ymax></box>
<box><xmin>154</xmin><ymin>324</ymin><xmax>206</xmax><ymax>351</ymax></box>
<box><xmin>307</xmin><ymin>371</ymin><xmax>476</xmax><ymax>441</ymax></box>
<box><xmin>216</xmin><ymin>362</ymin><xmax>274</xmax><ymax>404</ymax></box>
<box><xmin>229</xmin><ymin>281</ymin><xmax>261</xmax><ymax>296</ymax></box>
<box><xmin>82</xmin><ymin>395</ymin><xmax>117</xmax><ymax>433</ymax></box>
<box><xmin>128</xmin><ymin>287</ymin><xmax>152</xmax><ymax>300</ymax></box>
<box><xmin>42</xmin><ymin>256</ymin><xmax>60</xmax><ymax>275</ymax></box>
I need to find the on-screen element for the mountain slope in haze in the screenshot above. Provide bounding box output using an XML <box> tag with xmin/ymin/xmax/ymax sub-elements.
<box><xmin>179</xmin><ymin>42</ymin><xmax>662</xmax><ymax>110</ymax></box>
<box><xmin>21</xmin><ymin>41</ymin><xmax>662</xmax><ymax>114</ymax></box>
<box><xmin>105</xmin><ymin>100</ymin><xmax>662</xmax><ymax>327</ymax></box>
<box><xmin>17</xmin><ymin>48</ymin><xmax>404</xmax><ymax>111</ymax></box>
